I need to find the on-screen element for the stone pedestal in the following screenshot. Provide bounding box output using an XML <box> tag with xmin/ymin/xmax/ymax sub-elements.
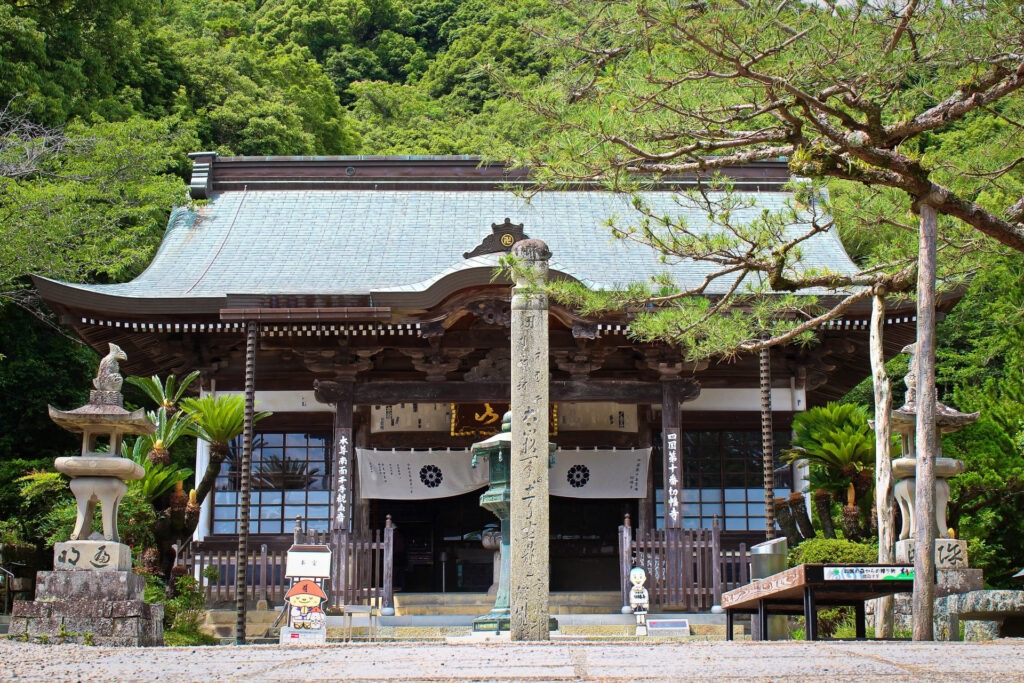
<box><xmin>893</xmin><ymin>567</ymin><xmax>984</xmax><ymax>634</ymax></box>
<box><xmin>54</xmin><ymin>540</ymin><xmax>133</xmax><ymax>571</ymax></box>
<box><xmin>895</xmin><ymin>538</ymin><xmax>969</xmax><ymax>569</ymax></box>
<box><xmin>8</xmin><ymin>570</ymin><xmax>163</xmax><ymax>646</ymax></box>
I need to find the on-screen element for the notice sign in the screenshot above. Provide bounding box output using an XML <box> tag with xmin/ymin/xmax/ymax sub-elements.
<box><xmin>286</xmin><ymin>545</ymin><xmax>332</xmax><ymax>578</ymax></box>
<box><xmin>824</xmin><ymin>566</ymin><xmax>914</xmax><ymax>582</ymax></box>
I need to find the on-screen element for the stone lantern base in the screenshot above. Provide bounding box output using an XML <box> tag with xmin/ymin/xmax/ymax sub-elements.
<box><xmin>8</xmin><ymin>570</ymin><xmax>163</xmax><ymax>646</ymax></box>
<box><xmin>895</xmin><ymin>537</ymin><xmax>970</xmax><ymax>569</ymax></box>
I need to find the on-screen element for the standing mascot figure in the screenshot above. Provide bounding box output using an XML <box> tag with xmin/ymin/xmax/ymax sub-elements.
<box><xmin>629</xmin><ymin>566</ymin><xmax>650</xmax><ymax>636</ymax></box>
<box><xmin>285</xmin><ymin>579</ymin><xmax>327</xmax><ymax>631</ymax></box>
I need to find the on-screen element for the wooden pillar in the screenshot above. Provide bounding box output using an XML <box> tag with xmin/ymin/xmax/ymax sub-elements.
<box><xmin>638</xmin><ymin>425</ymin><xmax>654</xmax><ymax>533</ymax></box>
<box><xmin>235</xmin><ymin>320</ymin><xmax>258</xmax><ymax>645</ymax></box>
<box><xmin>759</xmin><ymin>345</ymin><xmax>776</xmax><ymax>539</ymax></box>
<box><xmin>913</xmin><ymin>202</ymin><xmax>939</xmax><ymax>641</ymax></box>
<box><xmin>332</xmin><ymin>384</ymin><xmax>354</xmax><ymax>533</ymax></box>
<box><xmin>510</xmin><ymin>238</ymin><xmax>552</xmax><ymax>641</ymax></box>
<box><xmin>353</xmin><ymin>407</ymin><xmax>371</xmax><ymax>534</ymax></box>
<box><xmin>661</xmin><ymin>382</ymin><xmax>683</xmax><ymax>529</ymax></box>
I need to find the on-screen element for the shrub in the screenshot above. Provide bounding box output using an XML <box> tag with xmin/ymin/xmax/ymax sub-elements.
<box><xmin>788</xmin><ymin>537</ymin><xmax>877</xmax><ymax>567</ymax></box>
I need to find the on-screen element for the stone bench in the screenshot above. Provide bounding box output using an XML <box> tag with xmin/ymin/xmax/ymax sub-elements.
<box><xmin>934</xmin><ymin>590</ymin><xmax>1024</xmax><ymax>641</ymax></box>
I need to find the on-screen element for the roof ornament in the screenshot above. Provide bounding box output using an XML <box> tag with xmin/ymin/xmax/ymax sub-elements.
<box><xmin>463</xmin><ymin>218</ymin><xmax>528</xmax><ymax>259</ymax></box>
<box><xmin>92</xmin><ymin>343</ymin><xmax>127</xmax><ymax>404</ymax></box>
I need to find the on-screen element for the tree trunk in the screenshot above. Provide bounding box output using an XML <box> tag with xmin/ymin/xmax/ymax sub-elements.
<box><xmin>813</xmin><ymin>490</ymin><xmax>836</xmax><ymax>539</ymax></box>
<box><xmin>840</xmin><ymin>504</ymin><xmax>863</xmax><ymax>542</ymax></box>
<box><xmin>913</xmin><ymin>203</ymin><xmax>939</xmax><ymax>641</ymax></box>
<box><xmin>773</xmin><ymin>497</ymin><xmax>800</xmax><ymax>546</ymax></box>
<box><xmin>870</xmin><ymin>292</ymin><xmax>896</xmax><ymax>638</ymax></box>
<box><xmin>789</xmin><ymin>493</ymin><xmax>814</xmax><ymax>541</ymax></box>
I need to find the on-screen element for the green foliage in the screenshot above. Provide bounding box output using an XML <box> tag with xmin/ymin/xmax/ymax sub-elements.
<box><xmin>0</xmin><ymin>0</ymin><xmax>182</xmax><ymax>124</ymax></box>
<box><xmin>1</xmin><ymin>115</ymin><xmax>192</xmax><ymax>297</ymax></box>
<box><xmin>159</xmin><ymin>568</ymin><xmax>219</xmax><ymax>645</ymax></box>
<box><xmin>0</xmin><ymin>458</ymin><xmax>56</xmax><ymax>537</ymax></box>
<box><xmin>784</xmin><ymin>403</ymin><xmax>876</xmax><ymax>502</ymax></box>
<box><xmin>788</xmin><ymin>537</ymin><xmax>877</xmax><ymax>567</ymax></box>
<box><xmin>126</xmin><ymin>371</ymin><xmax>200</xmax><ymax>413</ymax></box>
<box><xmin>0</xmin><ymin>308</ymin><xmax>96</xmax><ymax>459</ymax></box>
<box><xmin>927</xmin><ymin>252</ymin><xmax>1024</xmax><ymax>586</ymax></box>
<box><xmin>164</xmin><ymin>573</ymin><xmax>207</xmax><ymax>632</ymax></box>
<box><xmin>125</xmin><ymin>433</ymin><xmax>194</xmax><ymax>504</ymax></box>
<box><xmin>16</xmin><ymin>470</ymin><xmax>69</xmax><ymax>509</ymax></box>
<box><xmin>174</xmin><ymin>37</ymin><xmax>360</xmax><ymax>155</ymax></box>
<box><xmin>495</xmin><ymin>0</ymin><xmax>1023</xmax><ymax>365</ymax></box>
<box><xmin>418</xmin><ymin>2</ymin><xmax>548</xmax><ymax>112</ymax></box>
<box><xmin>143</xmin><ymin>571</ymin><xmax>168</xmax><ymax>605</ymax></box>
<box><xmin>180</xmin><ymin>394</ymin><xmax>270</xmax><ymax>450</ymax></box>
<box><xmin>0</xmin><ymin>518</ymin><xmax>26</xmax><ymax>546</ymax></box>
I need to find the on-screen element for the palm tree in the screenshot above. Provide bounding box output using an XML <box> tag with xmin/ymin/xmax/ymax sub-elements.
<box><xmin>131</xmin><ymin>406</ymin><xmax>197</xmax><ymax>465</ymax></box>
<box><xmin>126</xmin><ymin>371</ymin><xmax>200</xmax><ymax>416</ymax></box>
<box><xmin>179</xmin><ymin>394</ymin><xmax>270</xmax><ymax>529</ymax></box>
<box><xmin>123</xmin><ymin>413</ymin><xmax>195</xmax><ymax>503</ymax></box>
<box><xmin>783</xmin><ymin>403</ymin><xmax>877</xmax><ymax>541</ymax></box>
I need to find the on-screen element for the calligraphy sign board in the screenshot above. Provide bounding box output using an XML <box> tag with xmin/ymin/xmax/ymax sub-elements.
<box><xmin>824</xmin><ymin>566</ymin><xmax>914</xmax><ymax>582</ymax></box>
<box><xmin>450</xmin><ymin>402</ymin><xmax>558</xmax><ymax>437</ymax></box>
<box><xmin>286</xmin><ymin>544</ymin><xmax>332</xmax><ymax>579</ymax></box>
<box><xmin>370</xmin><ymin>403</ymin><xmax>451</xmax><ymax>433</ymax></box>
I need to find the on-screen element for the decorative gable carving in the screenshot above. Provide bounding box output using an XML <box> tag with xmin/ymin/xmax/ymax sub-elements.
<box><xmin>463</xmin><ymin>218</ymin><xmax>528</xmax><ymax>259</ymax></box>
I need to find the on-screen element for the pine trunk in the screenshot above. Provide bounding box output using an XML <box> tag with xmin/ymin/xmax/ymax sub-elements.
<box><xmin>871</xmin><ymin>292</ymin><xmax>896</xmax><ymax>638</ymax></box>
<box><xmin>912</xmin><ymin>203</ymin><xmax>938</xmax><ymax>641</ymax></box>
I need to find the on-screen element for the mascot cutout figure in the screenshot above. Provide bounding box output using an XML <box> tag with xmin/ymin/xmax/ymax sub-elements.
<box><xmin>285</xmin><ymin>579</ymin><xmax>327</xmax><ymax>631</ymax></box>
<box><xmin>629</xmin><ymin>566</ymin><xmax>650</xmax><ymax>636</ymax></box>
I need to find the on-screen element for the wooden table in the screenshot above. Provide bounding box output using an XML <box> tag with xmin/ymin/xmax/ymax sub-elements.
<box><xmin>721</xmin><ymin>564</ymin><xmax>915</xmax><ymax>640</ymax></box>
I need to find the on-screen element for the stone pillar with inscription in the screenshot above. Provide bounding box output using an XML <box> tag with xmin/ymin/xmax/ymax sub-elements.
<box><xmin>8</xmin><ymin>344</ymin><xmax>163</xmax><ymax>646</ymax></box>
<box><xmin>509</xmin><ymin>239</ymin><xmax>556</xmax><ymax>641</ymax></box>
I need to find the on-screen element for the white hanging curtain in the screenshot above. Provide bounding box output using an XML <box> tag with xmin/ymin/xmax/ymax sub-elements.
<box><xmin>356</xmin><ymin>447</ymin><xmax>651</xmax><ymax>500</ymax></box>
<box><xmin>357</xmin><ymin>448</ymin><xmax>487</xmax><ymax>500</ymax></box>
<box><xmin>550</xmin><ymin>448</ymin><xmax>651</xmax><ymax>499</ymax></box>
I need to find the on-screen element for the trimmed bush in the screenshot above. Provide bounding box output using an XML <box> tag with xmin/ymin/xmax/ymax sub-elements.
<box><xmin>788</xmin><ymin>537</ymin><xmax>876</xmax><ymax>567</ymax></box>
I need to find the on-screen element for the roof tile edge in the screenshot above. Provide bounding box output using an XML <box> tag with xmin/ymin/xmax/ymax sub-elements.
<box><xmin>185</xmin><ymin>154</ymin><xmax>794</xmax><ymax>197</ymax></box>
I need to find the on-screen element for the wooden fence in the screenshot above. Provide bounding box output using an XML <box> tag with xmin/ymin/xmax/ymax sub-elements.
<box><xmin>618</xmin><ymin>515</ymin><xmax>751</xmax><ymax>612</ymax></box>
<box><xmin>178</xmin><ymin>542</ymin><xmax>290</xmax><ymax>607</ymax></box>
<box><xmin>180</xmin><ymin>517</ymin><xmax>394</xmax><ymax>611</ymax></box>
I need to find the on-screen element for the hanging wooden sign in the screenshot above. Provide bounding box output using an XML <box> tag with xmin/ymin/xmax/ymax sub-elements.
<box><xmin>450</xmin><ymin>402</ymin><xmax>558</xmax><ymax>437</ymax></box>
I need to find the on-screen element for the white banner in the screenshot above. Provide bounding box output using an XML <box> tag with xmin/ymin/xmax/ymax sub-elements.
<box><xmin>357</xmin><ymin>447</ymin><xmax>651</xmax><ymax>500</ymax></box>
<box><xmin>550</xmin><ymin>448</ymin><xmax>651</xmax><ymax>499</ymax></box>
<box><xmin>357</xmin><ymin>449</ymin><xmax>487</xmax><ymax>500</ymax></box>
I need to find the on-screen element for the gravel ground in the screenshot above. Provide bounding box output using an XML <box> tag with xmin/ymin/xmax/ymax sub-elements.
<box><xmin>2</xmin><ymin>638</ymin><xmax>1024</xmax><ymax>682</ymax></box>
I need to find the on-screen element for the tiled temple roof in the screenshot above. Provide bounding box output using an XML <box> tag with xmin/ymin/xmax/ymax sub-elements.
<box><xmin>34</xmin><ymin>156</ymin><xmax>858</xmax><ymax>316</ymax></box>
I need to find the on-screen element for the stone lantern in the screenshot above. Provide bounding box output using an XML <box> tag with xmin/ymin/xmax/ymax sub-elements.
<box><xmin>8</xmin><ymin>344</ymin><xmax>164</xmax><ymax>646</ymax></box>
<box><xmin>469</xmin><ymin>411</ymin><xmax>556</xmax><ymax>634</ymax></box>
<box><xmin>890</xmin><ymin>344</ymin><xmax>978</xmax><ymax>570</ymax></box>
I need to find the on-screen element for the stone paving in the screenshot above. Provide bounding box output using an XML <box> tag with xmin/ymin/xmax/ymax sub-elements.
<box><xmin>2</xmin><ymin>637</ymin><xmax>1024</xmax><ymax>682</ymax></box>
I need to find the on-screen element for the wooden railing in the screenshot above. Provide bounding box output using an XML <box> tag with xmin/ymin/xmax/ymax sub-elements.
<box><xmin>618</xmin><ymin>515</ymin><xmax>750</xmax><ymax>612</ymax></box>
<box><xmin>180</xmin><ymin>517</ymin><xmax>394</xmax><ymax>611</ymax></box>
